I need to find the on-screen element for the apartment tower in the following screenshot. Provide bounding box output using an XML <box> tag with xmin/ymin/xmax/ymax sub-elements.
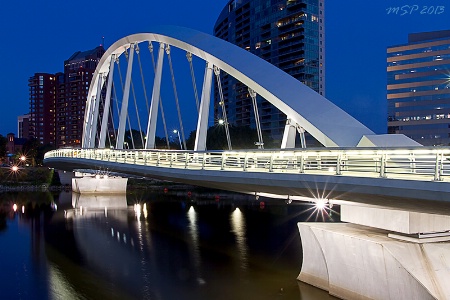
<box><xmin>214</xmin><ymin>0</ymin><xmax>325</xmax><ymax>140</ymax></box>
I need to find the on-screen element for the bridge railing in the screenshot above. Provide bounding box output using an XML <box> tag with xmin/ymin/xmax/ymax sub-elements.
<box><xmin>44</xmin><ymin>147</ymin><xmax>450</xmax><ymax>182</ymax></box>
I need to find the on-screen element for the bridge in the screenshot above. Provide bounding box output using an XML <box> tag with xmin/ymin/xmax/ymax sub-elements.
<box><xmin>43</xmin><ymin>26</ymin><xmax>450</xmax><ymax>300</ymax></box>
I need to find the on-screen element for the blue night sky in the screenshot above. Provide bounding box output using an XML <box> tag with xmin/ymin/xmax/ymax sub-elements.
<box><xmin>0</xmin><ymin>0</ymin><xmax>448</xmax><ymax>136</ymax></box>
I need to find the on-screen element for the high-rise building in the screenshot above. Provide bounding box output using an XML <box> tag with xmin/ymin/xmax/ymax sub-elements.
<box><xmin>214</xmin><ymin>0</ymin><xmax>325</xmax><ymax>140</ymax></box>
<box><xmin>28</xmin><ymin>73</ymin><xmax>56</xmax><ymax>145</ymax></box>
<box><xmin>56</xmin><ymin>46</ymin><xmax>105</xmax><ymax>147</ymax></box>
<box><xmin>28</xmin><ymin>46</ymin><xmax>105</xmax><ymax>148</ymax></box>
<box><xmin>17</xmin><ymin>114</ymin><xmax>30</xmax><ymax>139</ymax></box>
<box><xmin>387</xmin><ymin>30</ymin><xmax>450</xmax><ymax>146</ymax></box>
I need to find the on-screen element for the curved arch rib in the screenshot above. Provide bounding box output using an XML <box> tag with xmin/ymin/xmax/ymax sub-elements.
<box><xmin>83</xmin><ymin>26</ymin><xmax>374</xmax><ymax>149</ymax></box>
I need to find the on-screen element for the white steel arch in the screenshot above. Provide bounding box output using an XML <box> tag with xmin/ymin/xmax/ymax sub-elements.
<box><xmin>83</xmin><ymin>26</ymin><xmax>375</xmax><ymax>149</ymax></box>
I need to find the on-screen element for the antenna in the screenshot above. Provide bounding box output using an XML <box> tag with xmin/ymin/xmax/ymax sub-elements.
<box><xmin>101</xmin><ymin>36</ymin><xmax>105</xmax><ymax>47</ymax></box>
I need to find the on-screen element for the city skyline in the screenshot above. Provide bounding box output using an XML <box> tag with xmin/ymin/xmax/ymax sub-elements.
<box><xmin>0</xmin><ymin>0</ymin><xmax>448</xmax><ymax>137</ymax></box>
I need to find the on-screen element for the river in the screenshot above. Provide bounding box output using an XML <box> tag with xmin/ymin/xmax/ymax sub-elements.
<box><xmin>0</xmin><ymin>190</ymin><xmax>338</xmax><ymax>299</ymax></box>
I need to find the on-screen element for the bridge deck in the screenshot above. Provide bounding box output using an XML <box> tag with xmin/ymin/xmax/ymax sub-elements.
<box><xmin>44</xmin><ymin>147</ymin><xmax>450</xmax><ymax>205</ymax></box>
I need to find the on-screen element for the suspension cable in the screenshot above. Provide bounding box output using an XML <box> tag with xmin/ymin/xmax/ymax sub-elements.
<box><xmin>112</xmin><ymin>83</ymin><xmax>122</xmax><ymax>144</ymax></box>
<box><xmin>248</xmin><ymin>88</ymin><xmax>264</xmax><ymax>149</ymax></box>
<box><xmin>94</xmin><ymin>77</ymin><xmax>105</xmax><ymax>147</ymax></box>
<box><xmin>125</xmin><ymin>48</ymin><xmax>145</xmax><ymax>148</ymax></box>
<box><xmin>112</xmin><ymin>58</ymin><xmax>121</xmax><ymax>144</ymax></box>
<box><xmin>107</xmin><ymin>97</ymin><xmax>115</xmax><ymax>147</ymax></box>
<box><xmin>214</xmin><ymin>66</ymin><xmax>232</xmax><ymax>150</ymax></box>
<box><xmin>148</xmin><ymin>42</ymin><xmax>170</xmax><ymax>149</ymax></box>
<box><xmin>166</xmin><ymin>45</ymin><xmax>187</xmax><ymax>150</ymax></box>
<box><xmin>186</xmin><ymin>52</ymin><xmax>200</xmax><ymax>113</ymax></box>
<box><xmin>107</xmin><ymin>125</ymin><xmax>112</xmax><ymax>148</ymax></box>
<box><xmin>116</xmin><ymin>56</ymin><xmax>135</xmax><ymax>149</ymax></box>
<box><xmin>135</xmin><ymin>44</ymin><xmax>150</xmax><ymax>113</ymax></box>
<box><xmin>297</xmin><ymin>125</ymin><xmax>306</xmax><ymax>148</ymax></box>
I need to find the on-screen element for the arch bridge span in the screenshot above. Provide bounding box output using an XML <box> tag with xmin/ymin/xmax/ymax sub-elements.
<box><xmin>82</xmin><ymin>26</ymin><xmax>384</xmax><ymax>151</ymax></box>
<box><xmin>48</xmin><ymin>26</ymin><xmax>450</xmax><ymax>299</ymax></box>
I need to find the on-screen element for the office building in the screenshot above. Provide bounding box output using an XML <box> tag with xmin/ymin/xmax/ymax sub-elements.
<box><xmin>214</xmin><ymin>0</ymin><xmax>325</xmax><ymax>140</ymax></box>
<box><xmin>387</xmin><ymin>30</ymin><xmax>450</xmax><ymax>146</ymax></box>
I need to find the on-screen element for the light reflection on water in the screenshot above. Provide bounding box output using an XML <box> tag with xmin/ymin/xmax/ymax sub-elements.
<box><xmin>0</xmin><ymin>191</ymin><xmax>337</xmax><ymax>300</ymax></box>
<box><xmin>230</xmin><ymin>207</ymin><xmax>248</xmax><ymax>270</ymax></box>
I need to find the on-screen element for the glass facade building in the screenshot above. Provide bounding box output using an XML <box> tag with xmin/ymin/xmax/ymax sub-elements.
<box><xmin>214</xmin><ymin>0</ymin><xmax>325</xmax><ymax>141</ymax></box>
<box><xmin>387</xmin><ymin>30</ymin><xmax>450</xmax><ymax>146</ymax></box>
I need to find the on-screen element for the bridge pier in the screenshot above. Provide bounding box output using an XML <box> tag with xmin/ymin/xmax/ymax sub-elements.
<box><xmin>72</xmin><ymin>173</ymin><xmax>128</xmax><ymax>194</ymax></box>
<box><xmin>298</xmin><ymin>204</ymin><xmax>450</xmax><ymax>299</ymax></box>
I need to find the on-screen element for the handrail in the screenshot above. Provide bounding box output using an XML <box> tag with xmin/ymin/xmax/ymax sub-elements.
<box><xmin>44</xmin><ymin>147</ymin><xmax>450</xmax><ymax>182</ymax></box>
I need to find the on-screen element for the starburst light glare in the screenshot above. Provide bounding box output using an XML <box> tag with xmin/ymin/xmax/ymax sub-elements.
<box><xmin>315</xmin><ymin>199</ymin><xmax>327</xmax><ymax>210</ymax></box>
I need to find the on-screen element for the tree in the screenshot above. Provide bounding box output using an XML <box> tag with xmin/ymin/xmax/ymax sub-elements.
<box><xmin>185</xmin><ymin>125</ymin><xmax>276</xmax><ymax>151</ymax></box>
<box><xmin>119</xmin><ymin>129</ymin><xmax>178</xmax><ymax>150</ymax></box>
<box><xmin>22</xmin><ymin>138</ymin><xmax>40</xmax><ymax>166</ymax></box>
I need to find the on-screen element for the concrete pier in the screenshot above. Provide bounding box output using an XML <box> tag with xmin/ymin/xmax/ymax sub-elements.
<box><xmin>298</xmin><ymin>204</ymin><xmax>450</xmax><ymax>299</ymax></box>
<box><xmin>72</xmin><ymin>174</ymin><xmax>128</xmax><ymax>194</ymax></box>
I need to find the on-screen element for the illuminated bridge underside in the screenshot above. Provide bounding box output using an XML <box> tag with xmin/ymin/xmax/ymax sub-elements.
<box><xmin>45</xmin><ymin>148</ymin><xmax>450</xmax><ymax>205</ymax></box>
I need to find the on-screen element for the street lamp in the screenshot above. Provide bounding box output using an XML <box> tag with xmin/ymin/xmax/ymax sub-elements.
<box><xmin>173</xmin><ymin>129</ymin><xmax>182</xmax><ymax>150</ymax></box>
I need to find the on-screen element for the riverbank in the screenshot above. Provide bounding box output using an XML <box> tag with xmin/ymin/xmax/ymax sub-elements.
<box><xmin>0</xmin><ymin>167</ymin><xmax>220</xmax><ymax>194</ymax></box>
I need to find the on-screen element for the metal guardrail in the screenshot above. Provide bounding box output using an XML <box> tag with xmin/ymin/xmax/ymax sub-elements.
<box><xmin>44</xmin><ymin>147</ymin><xmax>450</xmax><ymax>182</ymax></box>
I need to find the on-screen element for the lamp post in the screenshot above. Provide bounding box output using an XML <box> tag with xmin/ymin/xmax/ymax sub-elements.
<box><xmin>173</xmin><ymin>130</ymin><xmax>182</xmax><ymax>150</ymax></box>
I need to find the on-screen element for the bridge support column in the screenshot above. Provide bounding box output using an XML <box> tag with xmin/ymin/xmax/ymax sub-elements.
<box><xmin>194</xmin><ymin>61</ymin><xmax>214</xmax><ymax>151</ymax></box>
<box><xmin>281</xmin><ymin>119</ymin><xmax>296</xmax><ymax>149</ymax></box>
<box><xmin>298</xmin><ymin>204</ymin><xmax>450</xmax><ymax>299</ymax></box>
<box><xmin>72</xmin><ymin>173</ymin><xmax>128</xmax><ymax>194</ymax></box>
<box><xmin>116</xmin><ymin>44</ymin><xmax>135</xmax><ymax>150</ymax></box>
<box><xmin>87</xmin><ymin>73</ymin><xmax>104</xmax><ymax>148</ymax></box>
<box><xmin>99</xmin><ymin>54</ymin><xmax>116</xmax><ymax>149</ymax></box>
<box><xmin>145</xmin><ymin>43</ymin><xmax>165</xmax><ymax>149</ymax></box>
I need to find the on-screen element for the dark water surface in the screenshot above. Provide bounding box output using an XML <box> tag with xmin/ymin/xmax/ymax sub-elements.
<box><xmin>0</xmin><ymin>190</ymin><xmax>337</xmax><ymax>300</ymax></box>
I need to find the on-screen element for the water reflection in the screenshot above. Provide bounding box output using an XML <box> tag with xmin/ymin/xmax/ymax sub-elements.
<box><xmin>187</xmin><ymin>206</ymin><xmax>204</xmax><ymax>285</ymax></box>
<box><xmin>230</xmin><ymin>207</ymin><xmax>248</xmax><ymax>270</ymax></box>
<box><xmin>71</xmin><ymin>193</ymin><xmax>128</xmax><ymax>210</ymax></box>
<box><xmin>0</xmin><ymin>191</ymin><xmax>337</xmax><ymax>299</ymax></box>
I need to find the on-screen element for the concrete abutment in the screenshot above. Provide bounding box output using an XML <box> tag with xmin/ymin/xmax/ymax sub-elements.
<box><xmin>298</xmin><ymin>204</ymin><xmax>450</xmax><ymax>299</ymax></box>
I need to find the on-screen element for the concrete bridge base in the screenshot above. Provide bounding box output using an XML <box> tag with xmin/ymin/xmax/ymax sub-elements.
<box><xmin>298</xmin><ymin>204</ymin><xmax>450</xmax><ymax>300</ymax></box>
<box><xmin>72</xmin><ymin>175</ymin><xmax>128</xmax><ymax>194</ymax></box>
<box><xmin>298</xmin><ymin>223</ymin><xmax>450</xmax><ymax>300</ymax></box>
